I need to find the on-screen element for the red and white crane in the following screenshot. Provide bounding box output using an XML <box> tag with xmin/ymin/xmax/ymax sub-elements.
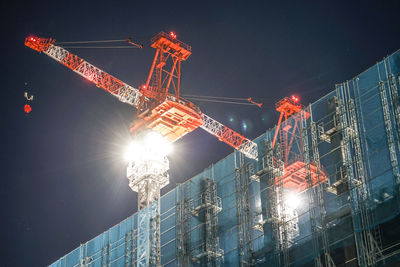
<box><xmin>24</xmin><ymin>33</ymin><xmax>258</xmax><ymax>160</ymax></box>
<box><xmin>26</xmin><ymin>32</ymin><xmax>258</xmax><ymax>265</ymax></box>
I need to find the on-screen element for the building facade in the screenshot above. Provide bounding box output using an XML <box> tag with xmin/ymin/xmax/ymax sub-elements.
<box><xmin>49</xmin><ymin>49</ymin><xmax>400</xmax><ymax>267</ymax></box>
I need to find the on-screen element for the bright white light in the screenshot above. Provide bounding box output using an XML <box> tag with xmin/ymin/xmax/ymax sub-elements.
<box><xmin>284</xmin><ymin>192</ymin><xmax>301</xmax><ymax>210</ymax></box>
<box><xmin>123</xmin><ymin>131</ymin><xmax>173</xmax><ymax>162</ymax></box>
<box><xmin>144</xmin><ymin>132</ymin><xmax>173</xmax><ymax>156</ymax></box>
<box><xmin>124</xmin><ymin>141</ymin><xmax>142</xmax><ymax>162</ymax></box>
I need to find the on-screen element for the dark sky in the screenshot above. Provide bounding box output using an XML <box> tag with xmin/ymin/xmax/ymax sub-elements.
<box><xmin>1</xmin><ymin>1</ymin><xmax>399</xmax><ymax>266</ymax></box>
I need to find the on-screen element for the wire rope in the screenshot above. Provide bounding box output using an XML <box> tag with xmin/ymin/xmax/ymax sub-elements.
<box><xmin>185</xmin><ymin>97</ymin><xmax>256</xmax><ymax>106</ymax></box>
<box><xmin>182</xmin><ymin>94</ymin><xmax>248</xmax><ymax>101</ymax></box>
<box><xmin>56</xmin><ymin>39</ymin><xmax>127</xmax><ymax>44</ymax></box>
<box><xmin>60</xmin><ymin>46</ymin><xmax>140</xmax><ymax>49</ymax></box>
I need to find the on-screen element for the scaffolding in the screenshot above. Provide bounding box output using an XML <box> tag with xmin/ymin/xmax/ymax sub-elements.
<box><xmin>189</xmin><ymin>178</ymin><xmax>224</xmax><ymax>266</ymax></box>
<box><xmin>176</xmin><ymin>182</ymin><xmax>191</xmax><ymax>266</ymax></box>
<box><xmin>234</xmin><ymin>153</ymin><xmax>253</xmax><ymax>266</ymax></box>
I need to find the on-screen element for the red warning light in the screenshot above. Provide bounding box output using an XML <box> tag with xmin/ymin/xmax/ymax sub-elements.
<box><xmin>291</xmin><ymin>95</ymin><xmax>299</xmax><ymax>103</ymax></box>
<box><xmin>24</xmin><ymin>104</ymin><xmax>32</xmax><ymax>114</ymax></box>
<box><xmin>169</xmin><ymin>31</ymin><xmax>177</xmax><ymax>39</ymax></box>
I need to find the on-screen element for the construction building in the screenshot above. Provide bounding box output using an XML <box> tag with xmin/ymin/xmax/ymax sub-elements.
<box><xmin>46</xmin><ymin>47</ymin><xmax>400</xmax><ymax>266</ymax></box>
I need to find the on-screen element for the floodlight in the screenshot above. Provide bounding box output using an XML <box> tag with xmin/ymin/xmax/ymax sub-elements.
<box><xmin>123</xmin><ymin>141</ymin><xmax>142</xmax><ymax>162</ymax></box>
<box><xmin>144</xmin><ymin>131</ymin><xmax>173</xmax><ymax>156</ymax></box>
<box><xmin>285</xmin><ymin>192</ymin><xmax>300</xmax><ymax>210</ymax></box>
<box><xmin>124</xmin><ymin>131</ymin><xmax>173</xmax><ymax>163</ymax></box>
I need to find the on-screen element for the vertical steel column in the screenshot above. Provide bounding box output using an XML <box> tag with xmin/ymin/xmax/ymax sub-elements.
<box><xmin>176</xmin><ymin>183</ymin><xmax>191</xmax><ymax>266</ymax></box>
<box><xmin>204</xmin><ymin>178</ymin><xmax>223</xmax><ymax>267</ymax></box>
<box><xmin>310</xmin><ymin>120</ymin><xmax>336</xmax><ymax>267</ymax></box>
<box><xmin>131</xmin><ymin>230</ymin><xmax>135</xmax><ymax>267</ymax></box>
<box><xmin>176</xmin><ymin>185</ymin><xmax>183</xmax><ymax>266</ymax></box>
<box><xmin>301</xmin><ymin>109</ymin><xmax>321</xmax><ymax>267</ymax></box>
<box><xmin>125</xmin><ymin>231</ymin><xmax>133</xmax><ymax>267</ymax></box>
<box><xmin>261</xmin><ymin>138</ymin><xmax>281</xmax><ymax>266</ymax></box>
<box><xmin>183</xmin><ymin>183</ymin><xmax>191</xmax><ymax>266</ymax></box>
<box><xmin>337</xmin><ymin>85</ymin><xmax>366</xmax><ymax>266</ymax></box>
<box><xmin>389</xmin><ymin>75</ymin><xmax>400</xmax><ymax>151</ymax></box>
<box><xmin>189</xmin><ymin>178</ymin><xmax>223</xmax><ymax>265</ymax></box>
<box><xmin>272</xmin><ymin>140</ymin><xmax>290</xmax><ymax>267</ymax></box>
<box><xmin>337</xmin><ymin>82</ymin><xmax>384</xmax><ymax>266</ymax></box>
<box><xmin>380</xmin><ymin>80</ymin><xmax>400</xmax><ymax>190</ymax></box>
<box><xmin>235</xmin><ymin>152</ymin><xmax>253</xmax><ymax>266</ymax></box>
<box><xmin>135</xmin><ymin>181</ymin><xmax>161</xmax><ymax>267</ymax></box>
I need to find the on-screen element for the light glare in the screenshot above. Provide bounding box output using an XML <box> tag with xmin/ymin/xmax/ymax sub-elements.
<box><xmin>285</xmin><ymin>192</ymin><xmax>300</xmax><ymax>210</ymax></box>
<box><xmin>124</xmin><ymin>131</ymin><xmax>173</xmax><ymax>162</ymax></box>
<box><xmin>124</xmin><ymin>141</ymin><xmax>141</xmax><ymax>162</ymax></box>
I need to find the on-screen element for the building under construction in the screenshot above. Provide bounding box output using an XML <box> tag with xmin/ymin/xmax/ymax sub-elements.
<box><xmin>47</xmin><ymin>47</ymin><xmax>400</xmax><ymax>267</ymax></box>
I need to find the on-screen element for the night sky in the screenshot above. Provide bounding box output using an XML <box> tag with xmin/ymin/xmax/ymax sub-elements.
<box><xmin>1</xmin><ymin>1</ymin><xmax>400</xmax><ymax>266</ymax></box>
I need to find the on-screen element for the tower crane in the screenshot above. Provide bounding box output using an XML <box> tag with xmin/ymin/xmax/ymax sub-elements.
<box><xmin>25</xmin><ymin>32</ymin><xmax>258</xmax><ymax>266</ymax></box>
<box><xmin>25</xmin><ymin>33</ymin><xmax>257</xmax><ymax>160</ymax></box>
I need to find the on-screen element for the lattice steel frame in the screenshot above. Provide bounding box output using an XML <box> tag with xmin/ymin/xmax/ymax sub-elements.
<box><xmin>201</xmin><ymin>114</ymin><xmax>258</xmax><ymax>160</ymax></box>
<box><xmin>176</xmin><ymin>183</ymin><xmax>191</xmax><ymax>267</ymax></box>
<box><xmin>380</xmin><ymin>81</ymin><xmax>400</xmax><ymax>187</ymax></box>
<box><xmin>234</xmin><ymin>153</ymin><xmax>253</xmax><ymax>266</ymax></box>
<box><xmin>126</xmin><ymin>153</ymin><xmax>169</xmax><ymax>267</ymax></box>
<box><xmin>43</xmin><ymin>44</ymin><xmax>142</xmax><ymax>107</ymax></box>
<box><xmin>190</xmin><ymin>178</ymin><xmax>224</xmax><ymax>266</ymax></box>
<box><xmin>336</xmin><ymin>82</ymin><xmax>384</xmax><ymax>266</ymax></box>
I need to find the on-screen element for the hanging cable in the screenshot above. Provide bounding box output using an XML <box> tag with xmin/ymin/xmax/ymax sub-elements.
<box><xmin>182</xmin><ymin>94</ymin><xmax>262</xmax><ymax>107</ymax></box>
<box><xmin>185</xmin><ymin>97</ymin><xmax>256</xmax><ymax>106</ymax></box>
<box><xmin>61</xmin><ymin>46</ymin><xmax>140</xmax><ymax>49</ymax></box>
<box><xmin>56</xmin><ymin>38</ymin><xmax>143</xmax><ymax>49</ymax></box>
<box><xmin>56</xmin><ymin>39</ymin><xmax>127</xmax><ymax>44</ymax></box>
<box><xmin>182</xmin><ymin>94</ymin><xmax>248</xmax><ymax>101</ymax></box>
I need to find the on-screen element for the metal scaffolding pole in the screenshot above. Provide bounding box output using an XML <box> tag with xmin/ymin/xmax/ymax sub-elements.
<box><xmin>311</xmin><ymin>119</ymin><xmax>336</xmax><ymax>267</ymax></box>
<box><xmin>301</xmin><ymin>109</ymin><xmax>322</xmax><ymax>267</ymax></box>
<box><xmin>190</xmin><ymin>178</ymin><xmax>224</xmax><ymax>266</ymax></box>
<box><xmin>260</xmin><ymin>138</ymin><xmax>281</xmax><ymax>266</ymax></box>
<box><xmin>380</xmin><ymin>80</ymin><xmax>400</xmax><ymax>191</ymax></box>
<box><xmin>234</xmin><ymin>152</ymin><xmax>253</xmax><ymax>266</ymax></box>
<box><xmin>337</xmin><ymin>82</ymin><xmax>384</xmax><ymax>266</ymax></box>
<box><xmin>176</xmin><ymin>182</ymin><xmax>191</xmax><ymax>267</ymax></box>
<box><xmin>273</xmin><ymin>141</ymin><xmax>290</xmax><ymax>266</ymax></box>
<box><xmin>389</xmin><ymin>75</ymin><xmax>400</xmax><ymax>152</ymax></box>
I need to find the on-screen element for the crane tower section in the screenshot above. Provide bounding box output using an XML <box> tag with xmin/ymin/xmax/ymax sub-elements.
<box><xmin>132</xmin><ymin>32</ymin><xmax>204</xmax><ymax>143</ymax></box>
<box><xmin>273</xmin><ymin>96</ymin><xmax>327</xmax><ymax>192</ymax></box>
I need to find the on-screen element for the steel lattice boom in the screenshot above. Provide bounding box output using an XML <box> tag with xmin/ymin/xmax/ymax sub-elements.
<box><xmin>25</xmin><ymin>36</ymin><xmax>142</xmax><ymax>107</ymax></box>
<box><xmin>200</xmin><ymin>114</ymin><xmax>257</xmax><ymax>160</ymax></box>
